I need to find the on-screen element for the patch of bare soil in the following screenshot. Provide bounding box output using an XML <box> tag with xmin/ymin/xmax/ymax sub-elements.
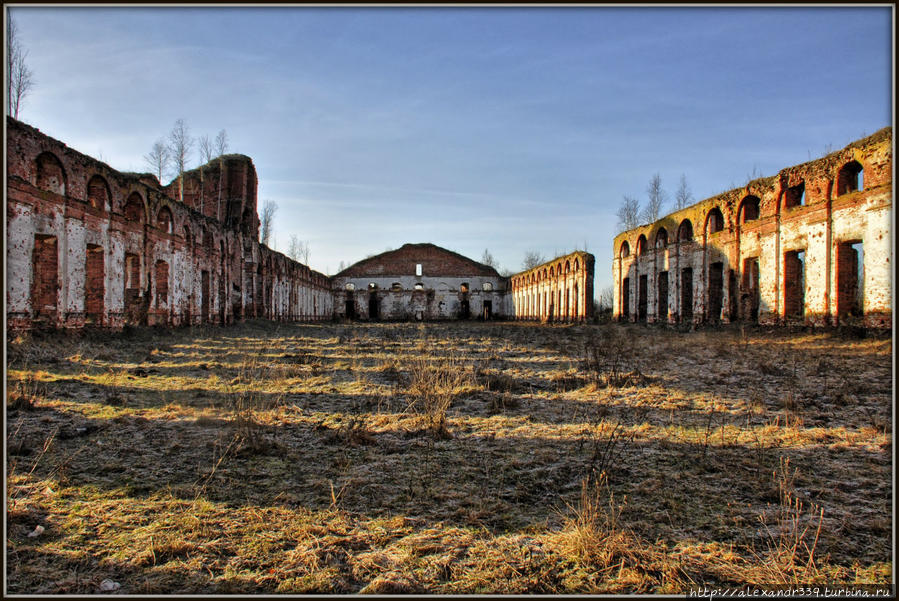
<box><xmin>6</xmin><ymin>321</ymin><xmax>892</xmax><ymax>593</ymax></box>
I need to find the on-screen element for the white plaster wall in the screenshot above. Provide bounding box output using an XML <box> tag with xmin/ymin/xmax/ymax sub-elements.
<box><xmin>6</xmin><ymin>204</ymin><xmax>33</xmax><ymax>314</ymax></box>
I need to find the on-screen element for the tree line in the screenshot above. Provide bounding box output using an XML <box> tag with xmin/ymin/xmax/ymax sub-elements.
<box><xmin>616</xmin><ymin>173</ymin><xmax>694</xmax><ymax>232</ymax></box>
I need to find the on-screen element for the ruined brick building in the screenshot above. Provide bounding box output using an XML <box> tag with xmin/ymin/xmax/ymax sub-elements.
<box><xmin>6</xmin><ymin>117</ymin><xmax>332</xmax><ymax>329</ymax></box>
<box><xmin>508</xmin><ymin>251</ymin><xmax>595</xmax><ymax>322</ymax></box>
<box><xmin>613</xmin><ymin>128</ymin><xmax>892</xmax><ymax>328</ymax></box>
<box><xmin>332</xmin><ymin>243</ymin><xmax>511</xmax><ymax>321</ymax></box>
<box><xmin>6</xmin><ymin>118</ymin><xmax>594</xmax><ymax>329</ymax></box>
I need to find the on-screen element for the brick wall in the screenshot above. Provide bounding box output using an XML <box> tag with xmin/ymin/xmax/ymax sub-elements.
<box><xmin>613</xmin><ymin>128</ymin><xmax>892</xmax><ymax>328</ymax></box>
<box><xmin>6</xmin><ymin>116</ymin><xmax>332</xmax><ymax>330</ymax></box>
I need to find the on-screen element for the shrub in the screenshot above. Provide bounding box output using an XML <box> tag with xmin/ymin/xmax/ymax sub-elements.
<box><xmin>403</xmin><ymin>354</ymin><xmax>473</xmax><ymax>438</ymax></box>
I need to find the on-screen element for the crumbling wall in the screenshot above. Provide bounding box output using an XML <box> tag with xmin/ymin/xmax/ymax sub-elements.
<box><xmin>612</xmin><ymin>128</ymin><xmax>892</xmax><ymax>328</ymax></box>
<box><xmin>6</xmin><ymin>117</ymin><xmax>331</xmax><ymax>330</ymax></box>
<box><xmin>509</xmin><ymin>251</ymin><xmax>595</xmax><ymax>322</ymax></box>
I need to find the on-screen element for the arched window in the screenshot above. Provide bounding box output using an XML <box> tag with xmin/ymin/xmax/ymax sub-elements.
<box><xmin>678</xmin><ymin>219</ymin><xmax>693</xmax><ymax>242</ymax></box>
<box><xmin>636</xmin><ymin>234</ymin><xmax>648</xmax><ymax>256</ymax></box>
<box><xmin>837</xmin><ymin>161</ymin><xmax>864</xmax><ymax>195</ymax></box>
<box><xmin>574</xmin><ymin>259</ymin><xmax>580</xmax><ymax>271</ymax></box>
<box><xmin>739</xmin><ymin>196</ymin><xmax>761</xmax><ymax>222</ymax></box>
<box><xmin>157</xmin><ymin>206</ymin><xmax>173</xmax><ymax>233</ymax></box>
<box><xmin>35</xmin><ymin>152</ymin><xmax>66</xmax><ymax>195</ymax></box>
<box><xmin>655</xmin><ymin>228</ymin><xmax>668</xmax><ymax>248</ymax></box>
<box><xmin>565</xmin><ymin>261</ymin><xmax>571</xmax><ymax>274</ymax></box>
<box><xmin>391</xmin><ymin>282</ymin><xmax>402</xmax><ymax>291</ymax></box>
<box><xmin>483</xmin><ymin>282</ymin><xmax>493</xmax><ymax>291</ymax></box>
<box><xmin>345</xmin><ymin>283</ymin><xmax>355</xmax><ymax>291</ymax></box>
<box><xmin>706</xmin><ymin>208</ymin><xmax>724</xmax><ymax>235</ymax></box>
<box><xmin>784</xmin><ymin>182</ymin><xmax>805</xmax><ymax>208</ymax></box>
<box><xmin>123</xmin><ymin>192</ymin><xmax>145</xmax><ymax>223</ymax></box>
<box><xmin>619</xmin><ymin>241</ymin><xmax>630</xmax><ymax>258</ymax></box>
<box><xmin>87</xmin><ymin>175</ymin><xmax>111</xmax><ymax>211</ymax></box>
<box><xmin>368</xmin><ymin>282</ymin><xmax>378</xmax><ymax>290</ymax></box>
<box><xmin>183</xmin><ymin>225</ymin><xmax>192</xmax><ymax>247</ymax></box>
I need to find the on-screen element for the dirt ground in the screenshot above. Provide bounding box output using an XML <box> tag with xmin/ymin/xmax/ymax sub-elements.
<box><xmin>5</xmin><ymin>320</ymin><xmax>893</xmax><ymax>593</ymax></box>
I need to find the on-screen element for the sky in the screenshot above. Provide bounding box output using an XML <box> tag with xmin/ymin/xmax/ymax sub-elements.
<box><xmin>8</xmin><ymin>6</ymin><xmax>893</xmax><ymax>297</ymax></box>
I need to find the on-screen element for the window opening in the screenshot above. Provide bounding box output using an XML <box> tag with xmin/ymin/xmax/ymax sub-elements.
<box><xmin>784</xmin><ymin>250</ymin><xmax>805</xmax><ymax>318</ymax></box>
<box><xmin>837</xmin><ymin>241</ymin><xmax>864</xmax><ymax>317</ymax></box>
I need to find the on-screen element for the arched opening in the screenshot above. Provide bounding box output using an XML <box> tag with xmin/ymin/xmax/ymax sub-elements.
<box><xmin>739</xmin><ymin>195</ymin><xmax>761</xmax><ymax>222</ymax></box>
<box><xmin>157</xmin><ymin>206</ymin><xmax>173</xmax><ymax>234</ymax></box>
<box><xmin>123</xmin><ymin>192</ymin><xmax>145</xmax><ymax>223</ymax></box>
<box><xmin>35</xmin><ymin>152</ymin><xmax>66</xmax><ymax>195</ymax></box>
<box><xmin>655</xmin><ymin>228</ymin><xmax>668</xmax><ymax>249</ymax></box>
<box><xmin>784</xmin><ymin>182</ymin><xmax>805</xmax><ymax>208</ymax></box>
<box><xmin>705</xmin><ymin>208</ymin><xmax>724</xmax><ymax>235</ymax></box>
<box><xmin>636</xmin><ymin>234</ymin><xmax>648</xmax><ymax>256</ymax></box>
<box><xmin>837</xmin><ymin>161</ymin><xmax>864</xmax><ymax>195</ymax></box>
<box><xmin>677</xmin><ymin>219</ymin><xmax>693</xmax><ymax>242</ymax></box>
<box><xmin>86</xmin><ymin>175</ymin><xmax>111</xmax><ymax>212</ymax></box>
<box><xmin>619</xmin><ymin>241</ymin><xmax>630</xmax><ymax>258</ymax></box>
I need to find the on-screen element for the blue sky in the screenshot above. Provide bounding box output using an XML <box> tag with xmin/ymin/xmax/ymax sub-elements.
<box><xmin>9</xmin><ymin>6</ymin><xmax>893</xmax><ymax>296</ymax></box>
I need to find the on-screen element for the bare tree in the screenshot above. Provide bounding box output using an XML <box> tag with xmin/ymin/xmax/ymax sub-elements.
<box><xmin>674</xmin><ymin>173</ymin><xmax>693</xmax><ymax>210</ymax></box>
<box><xmin>144</xmin><ymin>139</ymin><xmax>170</xmax><ymax>183</ymax></box>
<box><xmin>481</xmin><ymin>248</ymin><xmax>498</xmax><ymax>269</ymax></box>
<box><xmin>7</xmin><ymin>14</ymin><xmax>34</xmax><ymax>119</ymax></box>
<box><xmin>616</xmin><ymin>195</ymin><xmax>641</xmax><ymax>232</ymax></box>
<box><xmin>213</xmin><ymin>129</ymin><xmax>229</xmax><ymax>221</ymax></box>
<box><xmin>640</xmin><ymin>173</ymin><xmax>667</xmax><ymax>224</ymax></box>
<box><xmin>599</xmin><ymin>286</ymin><xmax>614</xmax><ymax>312</ymax></box>
<box><xmin>214</xmin><ymin>129</ymin><xmax>229</xmax><ymax>157</ymax></box>
<box><xmin>259</xmin><ymin>200</ymin><xmax>277</xmax><ymax>246</ymax></box>
<box><xmin>198</xmin><ymin>134</ymin><xmax>214</xmax><ymax>164</ymax></box>
<box><xmin>522</xmin><ymin>250</ymin><xmax>545</xmax><ymax>271</ymax></box>
<box><xmin>286</xmin><ymin>234</ymin><xmax>310</xmax><ymax>264</ymax></box>
<box><xmin>167</xmin><ymin>119</ymin><xmax>194</xmax><ymax>204</ymax></box>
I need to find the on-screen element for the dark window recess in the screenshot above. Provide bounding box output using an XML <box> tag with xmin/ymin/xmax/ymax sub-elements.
<box><xmin>837</xmin><ymin>161</ymin><xmax>864</xmax><ymax>196</ymax></box>
<box><xmin>708</xmin><ymin>262</ymin><xmax>723</xmax><ymax>321</ymax></box>
<box><xmin>784</xmin><ymin>182</ymin><xmax>805</xmax><ymax>209</ymax></box>
<box><xmin>638</xmin><ymin>274</ymin><xmax>648</xmax><ymax>322</ymax></box>
<box><xmin>368</xmin><ymin>292</ymin><xmax>379</xmax><ymax>320</ymax></box>
<box><xmin>742</xmin><ymin>258</ymin><xmax>760</xmax><ymax>321</ymax></box>
<box><xmin>622</xmin><ymin>277</ymin><xmax>630</xmax><ymax>319</ymax></box>
<box><xmin>837</xmin><ymin>241</ymin><xmax>864</xmax><ymax>317</ymax></box>
<box><xmin>741</xmin><ymin>196</ymin><xmax>761</xmax><ymax>221</ymax></box>
<box><xmin>707</xmin><ymin>209</ymin><xmax>724</xmax><ymax>234</ymax></box>
<box><xmin>657</xmin><ymin>271</ymin><xmax>668</xmax><ymax>322</ymax></box>
<box><xmin>680</xmin><ymin>268</ymin><xmax>693</xmax><ymax>322</ymax></box>
<box><xmin>783</xmin><ymin>250</ymin><xmax>805</xmax><ymax>318</ymax></box>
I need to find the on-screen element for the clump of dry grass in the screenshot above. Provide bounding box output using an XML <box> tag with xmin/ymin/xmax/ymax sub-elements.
<box><xmin>580</xmin><ymin>327</ymin><xmax>645</xmax><ymax>388</ymax></box>
<box><xmin>7</xmin><ymin>373</ymin><xmax>45</xmax><ymax>411</ymax></box>
<box><xmin>552</xmin><ymin>473</ymin><xmax>641</xmax><ymax>582</ymax></box>
<box><xmin>749</xmin><ymin>457</ymin><xmax>825</xmax><ymax>585</ymax></box>
<box><xmin>225</xmin><ymin>354</ymin><xmax>286</xmax><ymax>454</ymax></box>
<box><xmin>402</xmin><ymin>354</ymin><xmax>473</xmax><ymax>438</ymax></box>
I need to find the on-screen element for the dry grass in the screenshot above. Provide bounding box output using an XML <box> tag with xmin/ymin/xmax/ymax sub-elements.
<box><xmin>5</xmin><ymin>320</ymin><xmax>892</xmax><ymax>593</ymax></box>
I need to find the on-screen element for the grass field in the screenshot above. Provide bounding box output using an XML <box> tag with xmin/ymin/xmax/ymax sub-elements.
<box><xmin>5</xmin><ymin>320</ymin><xmax>893</xmax><ymax>593</ymax></box>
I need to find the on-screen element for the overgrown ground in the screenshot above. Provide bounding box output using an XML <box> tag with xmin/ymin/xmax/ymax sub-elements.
<box><xmin>6</xmin><ymin>320</ymin><xmax>893</xmax><ymax>593</ymax></box>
